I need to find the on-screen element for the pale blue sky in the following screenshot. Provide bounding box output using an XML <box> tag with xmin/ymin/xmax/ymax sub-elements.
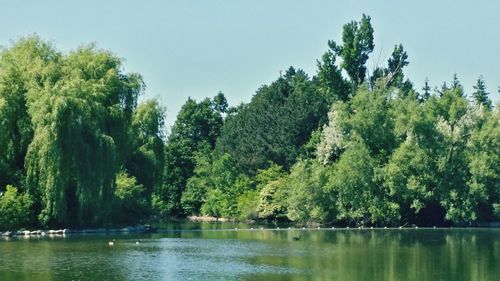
<box><xmin>1</xmin><ymin>0</ymin><xmax>499</xmax><ymax>128</ymax></box>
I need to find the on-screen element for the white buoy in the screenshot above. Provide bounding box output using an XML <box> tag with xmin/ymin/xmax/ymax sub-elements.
<box><xmin>108</xmin><ymin>241</ymin><xmax>115</xmax><ymax>246</ymax></box>
<box><xmin>135</xmin><ymin>241</ymin><xmax>139</xmax><ymax>245</ymax></box>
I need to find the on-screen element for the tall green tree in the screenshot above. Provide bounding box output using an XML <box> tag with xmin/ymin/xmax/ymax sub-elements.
<box><xmin>25</xmin><ymin>44</ymin><xmax>143</xmax><ymax>227</ymax></box>
<box><xmin>316</xmin><ymin>14</ymin><xmax>375</xmax><ymax>102</ymax></box>
<box><xmin>316</xmin><ymin>50</ymin><xmax>350</xmax><ymax>102</ymax></box>
<box><xmin>158</xmin><ymin>95</ymin><xmax>224</xmax><ymax>217</ymax></box>
<box><xmin>217</xmin><ymin>68</ymin><xmax>327</xmax><ymax>174</ymax></box>
<box><xmin>471</xmin><ymin>75</ymin><xmax>492</xmax><ymax>110</ymax></box>
<box><xmin>0</xmin><ymin>37</ymin><xmax>57</xmax><ymax>190</ymax></box>
<box><xmin>128</xmin><ymin>99</ymin><xmax>166</xmax><ymax>199</ymax></box>
<box><xmin>466</xmin><ymin>108</ymin><xmax>500</xmax><ymax>220</ymax></box>
<box><xmin>421</xmin><ymin>78</ymin><xmax>432</xmax><ymax>102</ymax></box>
<box><xmin>339</xmin><ymin>14</ymin><xmax>374</xmax><ymax>86</ymax></box>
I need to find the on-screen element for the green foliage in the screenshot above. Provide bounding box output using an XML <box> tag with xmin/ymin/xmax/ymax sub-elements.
<box><xmin>0</xmin><ymin>37</ymin><xmax>163</xmax><ymax>228</ymax></box>
<box><xmin>160</xmin><ymin>95</ymin><xmax>224</xmax><ymax>216</ymax></box>
<box><xmin>257</xmin><ymin>177</ymin><xmax>289</xmax><ymax>221</ymax></box>
<box><xmin>316</xmin><ymin>50</ymin><xmax>350</xmax><ymax>102</ymax></box>
<box><xmin>254</xmin><ymin>164</ymin><xmax>287</xmax><ymax>221</ymax></box>
<box><xmin>318</xmin><ymin>86</ymin><xmax>396</xmax><ymax>163</ymax></box>
<box><xmin>129</xmin><ymin>100</ymin><xmax>165</xmax><ymax>197</ymax></box>
<box><xmin>216</xmin><ymin>68</ymin><xmax>327</xmax><ymax>174</ymax></box>
<box><xmin>382</xmin><ymin>141</ymin><xmax>436</xmax><ymax>217</ymax></box>
<box><xmin>113</xmin><ymin>171</ymin><xmax>148</xmax><ymax>224</ymax></box>
<box><xmin>339</xmin><ymin>14</ymin><xmax>374</xmax><ymax>86</ymax></box>
<box><xmin>328</xmin><ymin>139</ymin><xmax>399</xmax><ymax>225</ymax></box>
<box><xmin>286</xmin><ymin>160</ymin><xmax>330</xmax><ymax>223</ymax></box>
<box><xmin>1</xmin><ymin>16</ymin><xmax>499</xmax><ymax>230</ymax></box>
<box><xmin>0</xmin><ymin>36</ymin><xmax>55</xmax><ymax>189</ymax></box>
<box><xmin>184</xmin><ymin>152</ymin><xmax>254</xmax><ymax>219</ymax></box>
<box><xmin>0</xmin><ymin>185</ymin><xmax>34</xmax><ymax>230</ymax></box>
<box><xmin>201</xmin><ymin>175</ymin><xmax>253</xmax><ymax>219</ymax></box>
<box><xmin>466</xmin><ymin>108</ymin><xmax>500</xmax><ymax>220</ymax></box>
<box><xmin>22</xmin><ymin>43</ymin><xmax>145</xmax><ymax>227</ymax></box>
<box><xmin>237</xmin><ymin>190</ymin><xmax>259</xmax><ymax>220</ymax></box>
<box><xmin>181</xmin><ymin>150</ymin><xmax>213</xmax><ymax>215</ymax></box>
<box><xmin>472</xmin><ymin>76</ymin><xmax>492</xmax><ymax>110</ymax></box>
<box><xmin>255</xmin><ymin>163</ymin><xmax>285</xmax><ymax>190</ymax></box>
<box><xmin>421</xmin><ymin>78</ymin><xmax>432</xmax><ymax>102</ymax></box>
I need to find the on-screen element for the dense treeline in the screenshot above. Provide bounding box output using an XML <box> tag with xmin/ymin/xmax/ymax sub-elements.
<box><xmin>1</xmin><ymin>15</ymin><xmax>499</xmax><ymax>230</ymax></box>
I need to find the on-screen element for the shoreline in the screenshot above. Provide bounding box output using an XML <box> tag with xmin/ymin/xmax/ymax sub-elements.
<box><xmin>2</xmin><ymin>221</ymin><xmax>499</xmax><ymax>239</ymax></box>
<box><xmin>0</xmin><ymin>225</ymin><xmax>154</xmax><ymax>238</ymax></box>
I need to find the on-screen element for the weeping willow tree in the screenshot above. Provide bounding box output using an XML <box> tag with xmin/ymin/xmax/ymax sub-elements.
<box><xmin>0</xmin><ymin>37</ymin><xmax>56</xmax><ymax>190</ymax></box>
<box><xmin>23</xmin><ymin>40</ymin><xmax>143</xmax><ymax>227</ymax></box>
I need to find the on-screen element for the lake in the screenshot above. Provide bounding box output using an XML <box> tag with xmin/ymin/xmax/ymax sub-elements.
<box><xmin>1</xmin><ymin>224</ymin><xmax>499</xmax><ymax>280</ymax></box>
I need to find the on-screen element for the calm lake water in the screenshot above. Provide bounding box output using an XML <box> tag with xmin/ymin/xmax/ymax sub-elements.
<box><xmin>0</xmin><ymin>224</ymin><xmax>499</xmax><ymax>281</ymax></box>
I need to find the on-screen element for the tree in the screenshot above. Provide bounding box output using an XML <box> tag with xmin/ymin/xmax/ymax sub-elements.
<box><xmin>466</xmin><ymin>108</ymin><xmax>500</xmax><ymax>220</ymax></box>
<box><xmin>113</xmin><ymin>171</ymin><xmax>148</xmax><ymax>224</ymax></box>
<box><xmin>326</xmin><ymin>139</ymin><xmax>399</xmax><ymax>225</ymax></box>
<box><xmin>339</xmin><ymin>14</ymin><xmax>375</xmax><ymax>86</ymax></box>
<box><xmin>0</xmin><ymin>36</ymin><xmax>56</xmax><ymax>190</ymax></box>
<box><xmin>433</xmin><ymin>87</ymin><xmax>476</xmax><ymax>223</ymax></box>
<box><xmin>181</xmin><ymin>148</ymin><xmax>213</xmax><ymax>215</ymax></box>
<box><xmin>257</xmin><ymin>177</ymin><xmax>289</xmax><ymax>221</ymax></box>
<box><xmin>386</xmin><ymin>44</ymin><xmax>412</xmax><ymax>92</ymax></box>
<box><xmin>316</xmin><ymin>50</ymin><xmax>350</xmax><ymax>102</ymax></box>
<box><xmin>159</xmin><ymin>95</ymin><xmax>224</xmax><ymax>217</ymax></box>
<box><xmin>286</xmin><ymin>160</ymin><xmax>330</xmax><ymax>223</ymax></box>
<box><xmin>216</xmin><ymin>69</ymin><xmax>327</xmax><ymax>174</ymax></box>
<box><xmin>213</xmin><ymin>91</ymin><xmax>228</xmax><ymax>113</ymax></box>
<box><xmin>451</xmin><ymin>73</ymin><xmax>461</xmax><ymax>90</ymax></box>
<box><xmin>421</xmin><ymin>78</ymin><xmax>432</xmax><ymax>102</ymax></box>
<box><xmin>24</xmin><ymin>44</ymin><xmax>143</xmax><ymax>227</ymax></box>
<box><xmin>316</xmin><ymin>14</ymin><xmax>375</xmax><ymax>101</ymax></box>
<box><xmin>129</xmin><ymin>100</ymin><xmax>166</xmax><ymax>199</ymax></box>
<box><xmin>382</xmin><ymin>141</ymin><xmax>438</xmax><ymax>224</ymax></box>
<box><xmin>0</xmin><ymin>185</ymin><xmax>34</xmax><ymax>230</ymax></box>
<box><xmin>194</xmin><ymin>153</ymin><xmax>253</xmax><ymax>218</ymax></box>
<box><xmin>471</xmin><ymin>75</ymin><xmax>492</xmax><ymax>109</ymax></box>
<box><xmin>254</xmin><ymin>163</ymin><xmax>287</xmax><ymax>221</ymax></box>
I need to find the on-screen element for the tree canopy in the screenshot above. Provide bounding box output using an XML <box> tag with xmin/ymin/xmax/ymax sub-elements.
<box><xmin>0</xmin><ymin>16</ymin><xmax>499</xmax><ymax>230</ymax></box>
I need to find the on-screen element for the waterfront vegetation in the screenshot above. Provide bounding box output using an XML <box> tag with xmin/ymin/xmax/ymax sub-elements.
<box><xmin>0</xmin><ymin>15</ymin><xmax>499</xmax><ymax>231</ymax></box>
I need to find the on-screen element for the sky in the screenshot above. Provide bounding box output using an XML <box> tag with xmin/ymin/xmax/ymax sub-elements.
<box><xmin>1</xmin><ymin>0</ymin><xmax>500</xmax><ymax>128</ymax></box>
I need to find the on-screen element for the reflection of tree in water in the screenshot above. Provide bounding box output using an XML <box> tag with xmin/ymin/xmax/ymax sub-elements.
<box><xmin>241</xmin><ymin>229</ymin><xmax>500</xmax><ymax>281</ymax></box>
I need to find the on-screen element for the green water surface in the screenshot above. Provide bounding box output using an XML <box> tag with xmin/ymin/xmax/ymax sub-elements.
<box><xmin>0</xmin><ymin>226</ymin><xmax>498</xmax><ymax>280</ymax></box>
